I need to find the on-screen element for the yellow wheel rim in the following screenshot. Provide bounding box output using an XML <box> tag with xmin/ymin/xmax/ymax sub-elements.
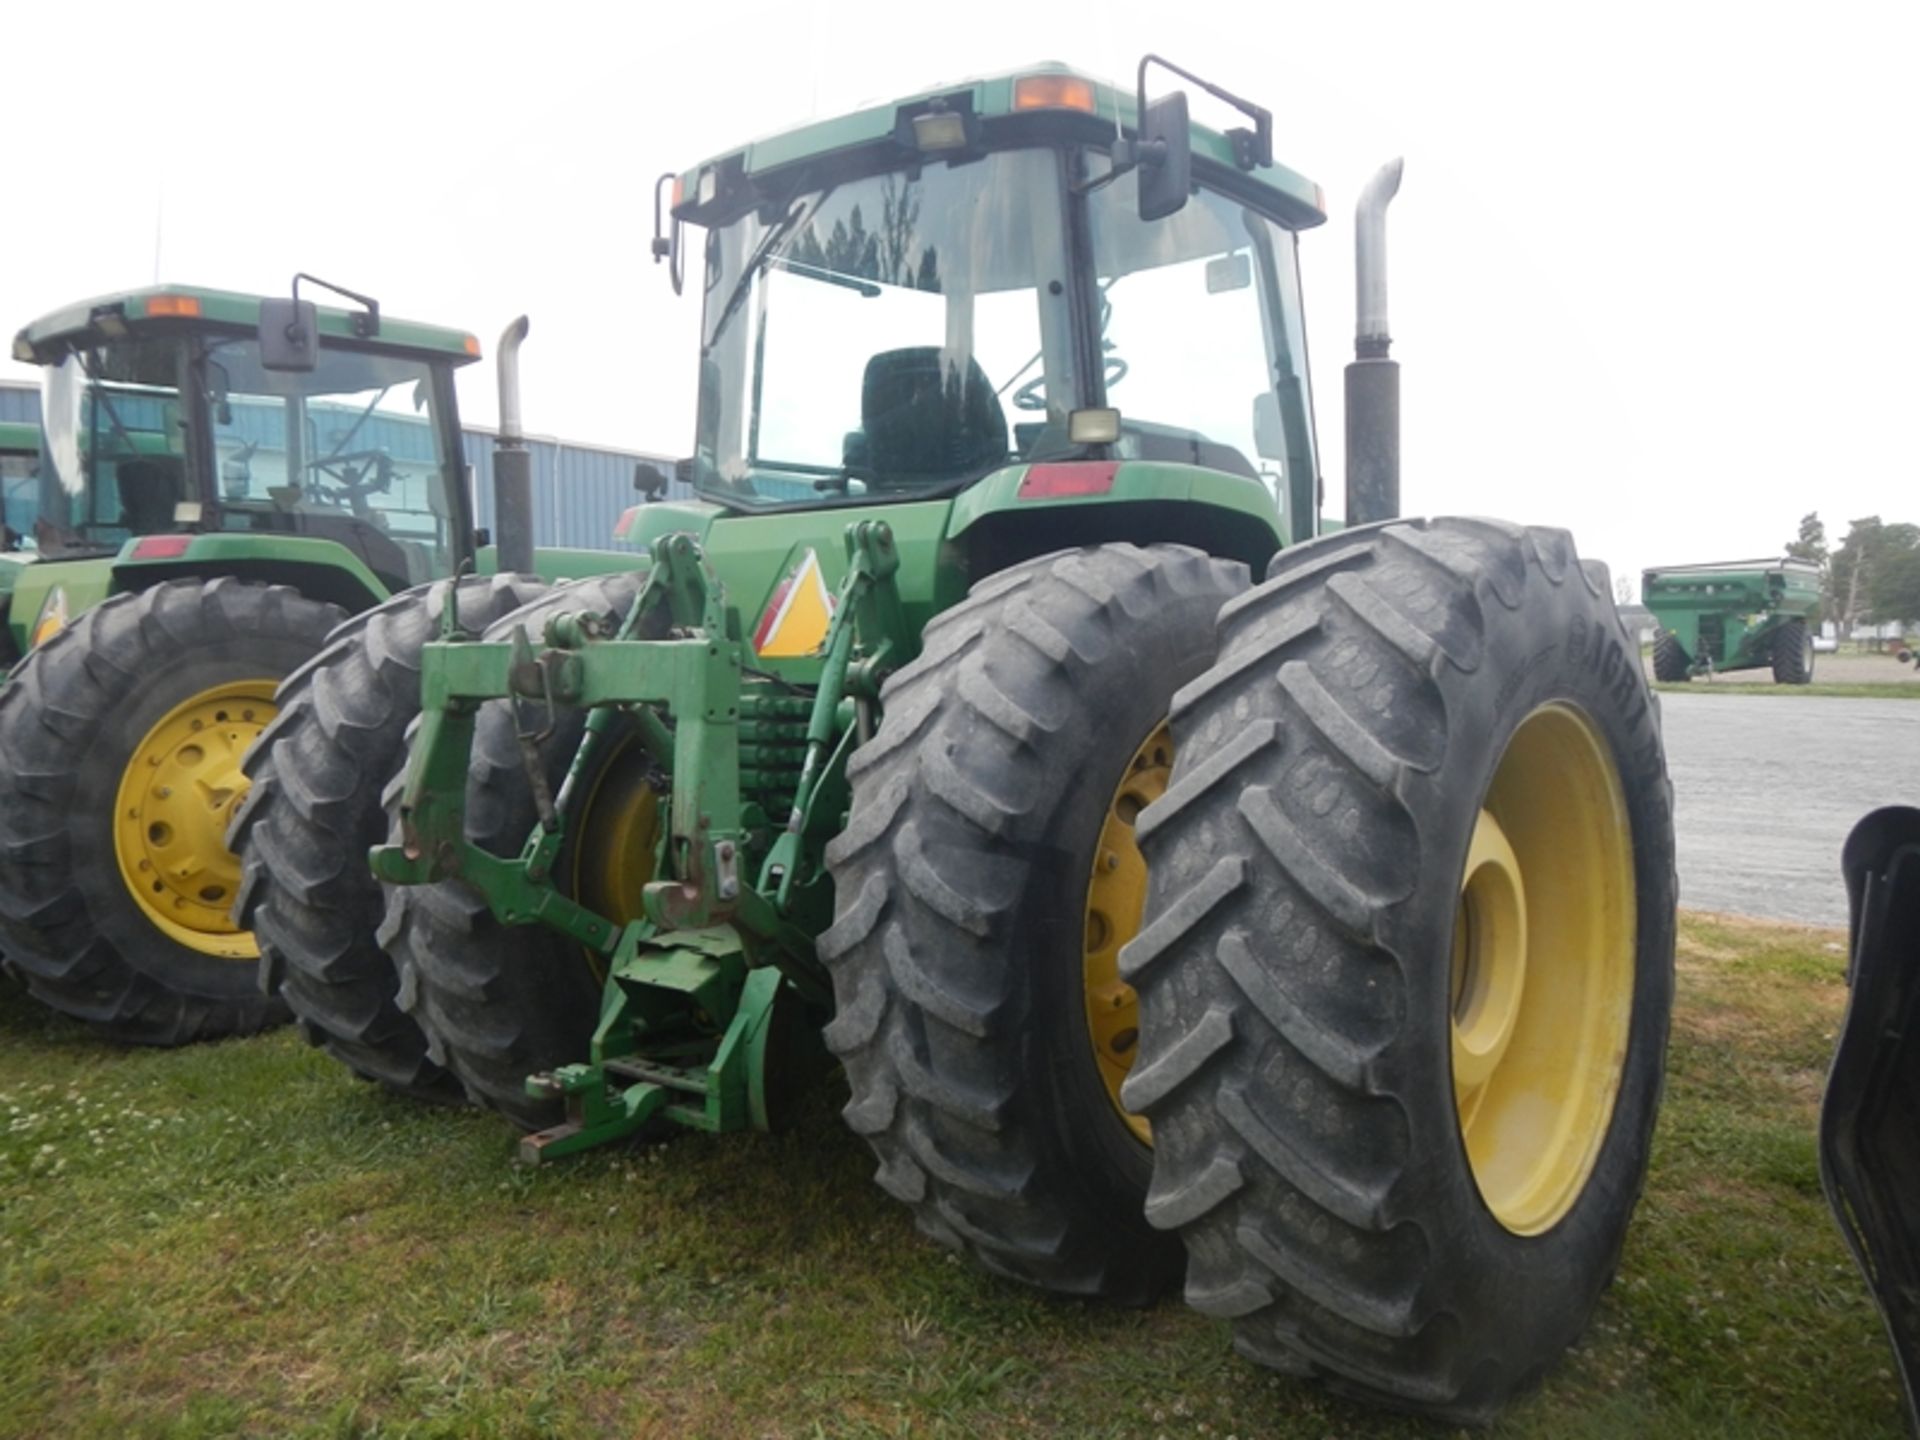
<box><xmin>1452</xmin><ymin>702</ymin><xmax>1636</xmax><ymax>1235</ymax></box>
<box><xmin>1083</xmin><ymin>720</ymin><xmax>1173</xmax><ymax>1146</ymax></box>
<box><xmin>112</xmin><ymin>679</ymin><xmax>278</xmax><ymax>960</ymax></box>
<box><xmin>568</xmin><ymin>738</ymin><xmax>661</xmax><ymax>986</ymax></box>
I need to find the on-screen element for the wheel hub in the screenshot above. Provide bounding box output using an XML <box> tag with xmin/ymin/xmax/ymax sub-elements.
<box><xmin>1450</xmin><ymin>809</ymin><xmax>1528</xmax><ymax>1118</ymax></box>
<box><xmin>1084</xmin><ymin>721</ymin><xmax>1173</xmax><ymax>1147</ymax></box>
<box><xmin>1451</xmin><ymin>702</ymin><xmax>1637</xmax><ymax>1235</ymax></box>
<box><xmin>112</xmin><ymin>680</ymin><xmax>278</xmax><ymax>959</ymax></box>
<box><xmin>568</xmin><ymin>739</ymin><xmax>662</xmax><ymax>987</ymax></box>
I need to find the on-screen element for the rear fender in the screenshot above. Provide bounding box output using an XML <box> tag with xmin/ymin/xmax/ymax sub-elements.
<box><xmin>947</xmin><ymin>460</ymin><xmax>1286</xmax><ymax>578</ymax></box>
<box><xmin>112</xmin><ymin>534</ymin><xmax>389</xmax><ymax>614</ymax></box>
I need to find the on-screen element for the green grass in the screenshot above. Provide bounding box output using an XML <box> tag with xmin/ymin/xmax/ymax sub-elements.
<box><xmin>1652</xmin><ymin>681</ymin><xmax>1920</xmax><ymax>699</ymax></box>
<box><xmin>0</xmin><ymin>914</ymin><xmax>1904</xmax><ymax>1439</ymax></box>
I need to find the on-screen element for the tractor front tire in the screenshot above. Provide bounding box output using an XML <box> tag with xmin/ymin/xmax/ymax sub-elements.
<box><xmin>1651</xmin><ymin>631</ymin><xmax>1690</xmax><ymax>682</ymax></box>
<box><xmin>1770</xmin><ymin>618</ymin><xmax>1814</xmax><ymax>685</ymax></box>
<box><xmin>0</xmin><ymin>579</ymin><xmax>345</xmax><ymax>1043</ymax></box>
<box><xmin>1126</xmin><ymin>519</ymin><xmax>1676</xmax><ymax>1422</ymax></box>
<box><xmin>822</xmin><ymin>543</ymin><xmax>1247</xmax><ymax>1303</ymax></box>
<box><xmin>230</xmin><ymin>574</ymin><xmax>550</xmax><ymax>1099</ymax></box>
<box><xmin>378</xmin><ymin>573</ymin><xmax>651</xmax><ymax>1128</ymax></box>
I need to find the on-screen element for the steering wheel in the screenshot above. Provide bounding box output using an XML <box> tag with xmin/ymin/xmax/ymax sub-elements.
<box><xmin>1012</xmin><ymin>375</ymin><xmax>1049</xmax><ymax>413</ymax></box>
<box><xmin>1012</xmin><ymin>354</ymin><xmax>1130</xmax><ymax>413</ymax></box>
<box><xmin>305</xmin><ymin>450</ymin><xmax>394</xmax><ymax>516</ymax></box>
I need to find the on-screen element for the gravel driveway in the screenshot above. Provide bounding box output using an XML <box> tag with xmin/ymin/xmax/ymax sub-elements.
<box><xmin>1660</xmin><ymin>692</ymin><xmax>1920</xmax><ymax>926</ymax></box>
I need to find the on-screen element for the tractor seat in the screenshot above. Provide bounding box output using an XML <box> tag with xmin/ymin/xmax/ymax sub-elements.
<box><xmin>859</xmin><ymin>348</ymin><xmax>1007</xmax><ymax>489</ymax></box>
<box><xmin>117</xmin><ymin>459</ymin><xmax>183</xmax><ymax>535</ymax></box>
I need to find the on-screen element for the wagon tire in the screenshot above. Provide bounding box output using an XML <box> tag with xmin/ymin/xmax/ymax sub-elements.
<box><xmin>1770</xmin><ymin>618</ymin><xmax>1814</xmax><ymax>685</ymax></box>
<box><xmin>1651</xmin><ymin>631</ymin><xmax>1689</xmax><ymax>682</ymax></box>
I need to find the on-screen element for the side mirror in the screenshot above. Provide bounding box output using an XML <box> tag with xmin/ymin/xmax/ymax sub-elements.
<box><xmin>633</xmin><ymin>461</ymin><xmax>668</xmax><ymax>500</ymax></box>
<box><xmin>259</xmin><ymin>298</ymin><xmax>319</xmax><ymax>373</ymax></box>
<box><xmin>1252</xmin><ymin>391</ymin><xmax>1285</xmax><ymax>459</ymax></box>
<box><xmin>652</xmin><ymin>172</ymin><xmax>686</xmax><ymax>295</ymax></box>
<box><xmin>1137</xmin><ymin>90</ymin><xmax>1192</xmax><ymax>222</ymax></box>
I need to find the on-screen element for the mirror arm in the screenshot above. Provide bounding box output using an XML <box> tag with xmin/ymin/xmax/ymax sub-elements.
<box><xmin>1136</xmin><ymin>54</ymin><xmax>1273</xmax><ymax>171</ymax></box>
<box><xmin>292</xmin><ymin>272</ymin><xmax>380</xmax><ymax>337</ymax></box>
<box><xmin>652</xmin><ymin>172</ymin><xmax>686</xmax><ymax>295</ymax></box>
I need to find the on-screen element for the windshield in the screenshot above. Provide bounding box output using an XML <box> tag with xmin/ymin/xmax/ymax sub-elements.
<box><xmin>1085</xmin><ymin>169</ymin><xmax>1318</xmax><ymax>535</ymax></box>
<box><xmin>694</xmin><ymin>147</ymin><xmax>1078</xmax><ymax>508</ymax></box>
<box><xmin>1</xmin><ymin>447</ymin><xmax>36</xmax><ymax>552</ymax></box>
<box><xmin>200</xmin><ymin>337</ymin><xmax>459</xmax><ymax>585</ymax></box>
<box><xmin>36</xmin><ymin>335</ymin><xmax>461</xmax><ymax>584</ymax></box>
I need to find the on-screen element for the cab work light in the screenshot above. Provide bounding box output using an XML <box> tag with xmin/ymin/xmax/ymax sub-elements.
<box><xmin>1013</xmin><ymin>75</ymin><xmax>1097</xmax><ymax>113</ymax></box>
<box><xmin>912</xmin><ymin>109</ymin><xmax>969</xmax><ymax>151</ymax></box>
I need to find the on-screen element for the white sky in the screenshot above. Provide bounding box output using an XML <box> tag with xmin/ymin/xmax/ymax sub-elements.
<box><xmin>3</xmin><ymin>0</ymin><xmax>1911</xmax><ymax>596</ymax></box>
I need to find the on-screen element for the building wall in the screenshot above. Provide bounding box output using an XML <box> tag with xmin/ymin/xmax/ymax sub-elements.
<box><xmin>0</xmin><ymin>380</ymin><xmax>684</xmax><ymax>552</ymax></box>
<box><xmin>0</xmin><ymin>381</ymin><xmax>37</xmax><ymax>427</ymax></box>
<box><xmin>465</xmin><ymin>427</ymin><xmax>690</xmax><ymax>551</ymax></box>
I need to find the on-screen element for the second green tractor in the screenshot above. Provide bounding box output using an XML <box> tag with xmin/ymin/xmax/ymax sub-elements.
<box><xmin>232</xmin><ymin>60</ymin><xmax>1678</xmax><ymax>1424</ymax></box>
<box><xmin>0</xmin><ymin>283</ymin><xmax>624</xmax><ymax>1044</ymax></box>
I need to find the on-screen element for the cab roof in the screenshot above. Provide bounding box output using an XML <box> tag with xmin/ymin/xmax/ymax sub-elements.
<box><xmin>677</xmin><ymin>62</ymin><xmax>1326</xmax><ymax>231</ymax></box>
<box><xmin>12</xmin><ymin>285</ymin><xmax>481</xmax><ymax>367</ymax></box>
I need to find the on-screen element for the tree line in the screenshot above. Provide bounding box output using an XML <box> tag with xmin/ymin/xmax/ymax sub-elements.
<box><xmin>1785</xmin><ymin>513</ymin><xmax>1920</xmax><ymax>632</ymax></box>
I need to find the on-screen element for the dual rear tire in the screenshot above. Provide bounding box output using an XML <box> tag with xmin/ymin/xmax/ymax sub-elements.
<box><xmin>1124</xmin><ymin>519</ymin><xmax>1676</xmax><ymax>1421</ymax></box>
<box><xmin>823</xmin><ymin>543</ymin><xmax>1247</xmax><ymax>1303</ymax></box>
<box><xmin>375</xmin><ymin>574</ymin><xmax>654</xmax><ymax>1126</ymax></box>
<box><xmin>230</xmin><ymin>574</ymin><xmax>551</xmax><ymax>1098</ymax></box>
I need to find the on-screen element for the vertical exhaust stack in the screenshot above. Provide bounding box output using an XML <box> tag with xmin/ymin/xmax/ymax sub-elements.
<box><xmin>1346</xmin><ymin>158</ymin><xmax>1404</xmax><ymax>527</ymax></box>
<box><xmin>494</xmin><ymin>316</ymin><xmax>536</xmax><ymax>576</ymax></box>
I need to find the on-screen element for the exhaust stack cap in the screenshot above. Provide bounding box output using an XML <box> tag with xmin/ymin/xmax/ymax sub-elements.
<box><xmin>497</xmin><ymin>315</ymin><xmax>531</xmax><ymax>443</ymax></box>
<box><xmin>1355</xmin><ymin>158</ymin><xmax>1404</xmax><ymax>357</ymax></box>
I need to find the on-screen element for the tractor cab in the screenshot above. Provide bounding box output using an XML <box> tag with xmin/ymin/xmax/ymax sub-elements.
<box><xmin>10</xmin><ymin>284</ymin><xmax>480</xmax><ymax>593</ymax></box>
<box><xmin>665</xmin><ymin>64</ymin><xmax>1326</xmax><ymax>542</ymax></box>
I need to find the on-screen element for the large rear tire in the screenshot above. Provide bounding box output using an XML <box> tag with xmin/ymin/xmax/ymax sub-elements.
<box><xmin>0</xmin><ymin>579</ymin><xmax>345</xmax><ymax>1043</ymax></box>
<box><xmin>230</xmin><ymin>574</ymin><xmax>550</xmax><ymax>1100</ymax></box>
<box><xmin>821</xmin><ymin>543</ymin><xmax>1246</xmax><ymax>1303</ymax></box>
<box><xmin>1770</xmin><ymin>617</ymin><xmax>1814</xmax><ymax>684</ymax></box>
<box><xmin>378</xmin><ymin>573</ymin><xmax>653</xmax><ymax>1127</ymax></box>
<box><xmin>1651</xmin><ymin>630</ymin><xmax>1690</xmax><ymax>682</ymax></box>
<box><xmin>1126</xmin><ymin>519</ymin><xmax>1676</xmax><ymax>1421</ymax></box>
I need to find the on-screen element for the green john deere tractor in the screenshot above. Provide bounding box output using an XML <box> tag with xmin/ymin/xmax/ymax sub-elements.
<box><xmin>0</xmin><ymin>282</ymin><xmax>623</xmax><ymax>1045</ymax></box>
<box><xmin>235</xmin><ymin>60</ymin><xmax>1677</xmax><ymax>1422</ymax></box>
<box><xmin>1643</xmin><ymin>555</ymin><xmax>1823</xmax><ymax>683</ymax></box>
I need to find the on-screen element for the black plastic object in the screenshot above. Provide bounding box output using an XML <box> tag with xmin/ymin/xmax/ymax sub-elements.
<box><xmin>1343</xmin><ymin>350</ymin><xmax>1400</xmax><ymax>525</ymax></box>
<box><xmin>859</xmin><ymin>348</ymin><xmax>1006</xmax><ymax>486</ymax></box>
<box><xmin>1136</xmin><ymin>89</ymin><xmax>1192</xmax><ymax>223</ymax></box>
<box><xmin>258</xmin><ymin>297</ymin><xmax>318</xmax><ymax>372</ymax></box>
<box><xmin>493</xmin><ymin>446</ymin><xmax>534</xmax><ymax>576</ymax></box>
<box><xmin>1822</xmin><ymin>804</ymin><xmax>1920</xmax><ymax>1433</ymax></box>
